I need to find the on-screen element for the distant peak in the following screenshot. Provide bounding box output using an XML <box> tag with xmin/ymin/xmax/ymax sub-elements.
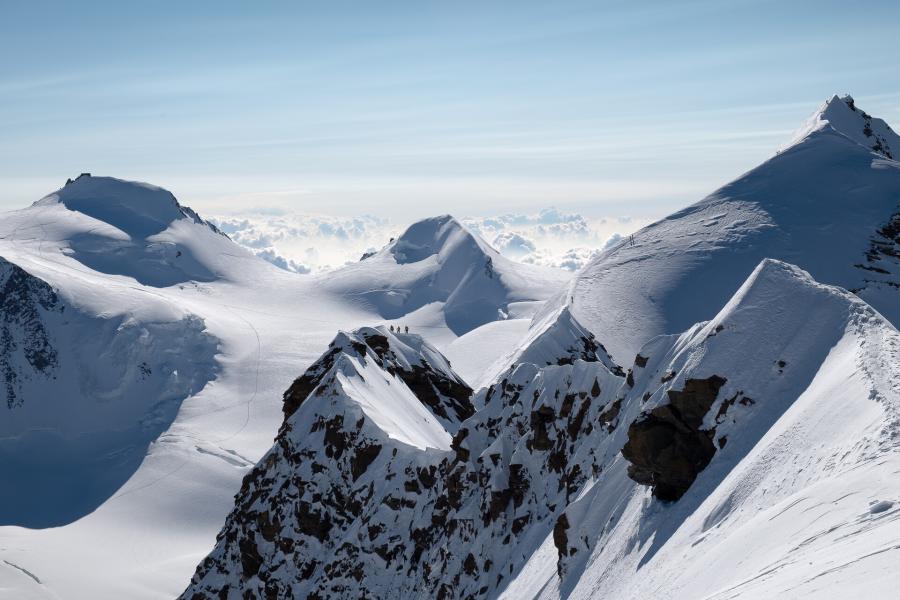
<box><xmin>389</xmin><ymin>214</ymin><xmax>493</xmax><ymax>264</ymax></box>
<box><xmin>784</xmin><ymin>94</ymin><xmax>898</xmax><ymax>159</ymax></box>
<box><xmin>34</xmin><ymin>175</ymin><xmax>223</xmax><ymax>239</ymax></box>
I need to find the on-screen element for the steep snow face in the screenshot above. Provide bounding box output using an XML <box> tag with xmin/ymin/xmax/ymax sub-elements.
<box><xmin>27</xmin><ymin>175</ymin><xmax>253</xmax><ymax>287</ymax></box>
<box><xmin>492</xmin><ymin>303</ymin><xmax>625</xmax><ymax>385</ymax></box>
<box><xmin>321</xmin><ymin>215</ymin><xmax>571</xmax><ymax>335</ymax></box>
<box><xmin>0</xmin><ymin>256</ymin><xmax>218</xmax><ymax>528</ymax></box>
<box><xmin>560</xmin><ymin>96</ymin><xmax>900</xmax><ymax>364</ymax></box>
<box><xmin>620</xmin><ymin>259</ymin><xmax>872</xmax><ymax>501</ymax></box>
<box><xmin>543</xmin><ymin>260</ymin><xmax>900</xmax><ymax>600</ymax></box>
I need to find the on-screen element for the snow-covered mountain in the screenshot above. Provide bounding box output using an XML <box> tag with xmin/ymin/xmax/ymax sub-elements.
<box><xmin>0</xmin><ymin>177</ymin><xmax>566</xmax><ymax>598</ymax></box>
<box><xmin>181</xmin><ymin>259</ymin><xmax>900</xmax><ymax>599</ymax></box>
<box><xmin>555</xmin><ymin>94</ymin><xmax>900</xmax><ymax>364</ymax></box>
<box><xmin>0</xmin><ymin>175</ymin><xmax>351</xmax><ymax>598</ymax></box>
<box><xmin>4</xmin><ymin>95</ymin><xmax>900</xmax><ymax>600</ymax></box>
<box><xmin>0</xmin><ymin>177</ymin><xmax>239</xmax><ymax>528</ymax></box>
<box><xmin>557</xmin><ymin>259</ymin><xmax>900</xmax><ymax>599</ymax></box>
<box><xmin>29</xmin><ymin>174</ymin><xmax>240</xmax><ymax>286</ymax></box>
<box><xmin>321</xmin><ymin>214</ymin><xmax>570</xmax><ymax>335</ymax></box>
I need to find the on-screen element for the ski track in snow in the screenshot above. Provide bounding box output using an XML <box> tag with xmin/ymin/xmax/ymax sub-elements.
<box><xmin>2</xmin><ymin>560</ymin><xmax>41</xmax><ymax>584</ymax></box>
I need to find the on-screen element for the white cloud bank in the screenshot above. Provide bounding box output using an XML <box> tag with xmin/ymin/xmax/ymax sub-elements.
<box><xmin>210</xmin><ymin>207</ymin><xmax>652</xmax><ymax>275</ymax></box>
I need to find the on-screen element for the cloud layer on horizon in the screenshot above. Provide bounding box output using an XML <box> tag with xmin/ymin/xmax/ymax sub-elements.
<box><xmin>210</xmin><ymin>207</ymin><xmax>651</xmax><ymax>275</ymax></box>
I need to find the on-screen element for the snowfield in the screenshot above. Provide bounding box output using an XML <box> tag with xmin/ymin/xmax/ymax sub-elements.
<box><xmin>1</xmin><ymin>95</ymin><xmax>900</xmax><ymax>599</ymax></box>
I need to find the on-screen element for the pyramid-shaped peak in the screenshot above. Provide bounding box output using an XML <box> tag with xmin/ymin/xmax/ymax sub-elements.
<box><xmin>390</xmin><ymin>214</ymin><xmax>493</xmax><ymax>264</ymax></box>
<box><xmin>282</xmin><ymin>325</ymin><xmax>474</xmax><ymax>433</ymax></box>
<box><xmin>33</xmin><ymin>175</ymin><xmax>219</xmax><ymax>239</ymax></box>
<box><xmin>784</xmin><ymin>94</ymin><xmax>898</xmax><ymax>159</ymax></box>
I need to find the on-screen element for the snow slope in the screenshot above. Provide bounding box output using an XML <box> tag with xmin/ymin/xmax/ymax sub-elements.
<box><xmin>557</xmin><ymin>95</ymin><xmax>900</xmax><ymax>364</ymax></box>
<box><xmin>321</xmin><ymin>215</ymin><xmax>570</xmax><ymax>335</ymax></box>
<box><xmin>0</xmin><ymin>254</ymin><xmax>217</xmax><ymax>527</ymax></box>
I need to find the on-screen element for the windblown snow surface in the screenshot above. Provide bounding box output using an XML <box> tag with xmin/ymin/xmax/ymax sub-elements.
<box><xmin>3</xmin><ymin>95</ymin><xmax>900</xmax><ymax>600</ymax></box>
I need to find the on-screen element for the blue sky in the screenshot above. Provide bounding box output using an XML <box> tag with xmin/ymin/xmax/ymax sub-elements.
<box><xmin>1</xmin><ymin>0</ymin><xmax>898</xmax><ymax>218</ymax></box>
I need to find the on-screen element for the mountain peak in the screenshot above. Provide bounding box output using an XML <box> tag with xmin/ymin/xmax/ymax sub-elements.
<box><xmin>784</xmin><ymin>94</ymin><xmax>898</xmax><ymax>159</ymax></box>
<box><xmin>281</xmin><ymin>325</ymin><xmax>474</xmax><ymax>442</ymax></box>
<box><xmin>23</xmin><ymin>175</ymin><xmax>241</xmax><ymax>287</ymax></box>
<box><xmin>34</xmin><ymin>175</ymin><xmax>222</xmax><ymax>239</ymax></box>
<box><xmin>324</xmin><ymin>213</ymin><xmax>572</xmax><ymax>336</ymax></box>
<box><xmin>389</xmin><ymin>213</ymin><xmax>491</xmax><ymax>264</ymax></box>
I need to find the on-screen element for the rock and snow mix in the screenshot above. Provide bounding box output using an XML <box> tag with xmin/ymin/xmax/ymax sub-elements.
<box><xmin>2</xmin><ymin>95</ymin><xmax>900</xmax><ymax>599</ymax></box>
<box><xmin>180</xmin><ymin>259</ymin><xmax>900</xmax><ymax>599</ymax></box>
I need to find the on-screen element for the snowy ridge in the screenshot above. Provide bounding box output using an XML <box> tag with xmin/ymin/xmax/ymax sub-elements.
<box><xmin>180</xmin><ymin>326</ymin><xmax>477</xmax><ymax>598</ymax></box>
<box><xmin>181</xmin><ymin>316</ymin><xmax>628</xmax><ymax>599</ymax></box>
<box><xmin>560</xmin><ymin>95</ymin><xmax>900</xmax><ymax>364</ymax></box>
<box><xmin>280</xmin><ymin>325</ymin><xmax>473</xmax><ymax>447</ymax></box>
<box><xmin>547</xmin><ymin>259</ymin><xmax>900</xmax><ymax>600</ymax></box>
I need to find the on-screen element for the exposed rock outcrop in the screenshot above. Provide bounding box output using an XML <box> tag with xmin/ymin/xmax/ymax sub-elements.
<box><xmin>0</xmin><ymin>258</ymin><xmax>62</xmax><ymax>408</ymax></box>
<box><xmin>621</xmin><ymin>376</ymin><xmax>726</xmax><ymax>501</ymax></box>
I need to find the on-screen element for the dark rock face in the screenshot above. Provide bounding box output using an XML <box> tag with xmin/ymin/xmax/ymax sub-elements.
<box><xmin>621</xmin><ymin>375</ymin><xmax>726</xmax><ymax>501</ymax></box>
<box><xmin>0</xmin><ymin>258</ymin><xmax>62</xmax><ymax>409</ymax></box>
<box><xmin>401</xmin><ymin>364</ymin><xmax>474</xmax><ymax>423</ymax></box>
<box><xmin>350</xmin><ymin>444</ymin><xmax>382</xmax><ymax>481</ymax></box>
<box><xmin>553</xmin><ymin>512</ymin><xmax>570</xmax><ymax>568</ymax></box>
<box><xmin>282</xmin><ymin>347</ymin><xmax>341</xmax><ymax>419</ymax></box>
<box><xmin>856</xmin><ymin>210</ymin><xmax>900</xmax><ymax>289</ymax></box>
